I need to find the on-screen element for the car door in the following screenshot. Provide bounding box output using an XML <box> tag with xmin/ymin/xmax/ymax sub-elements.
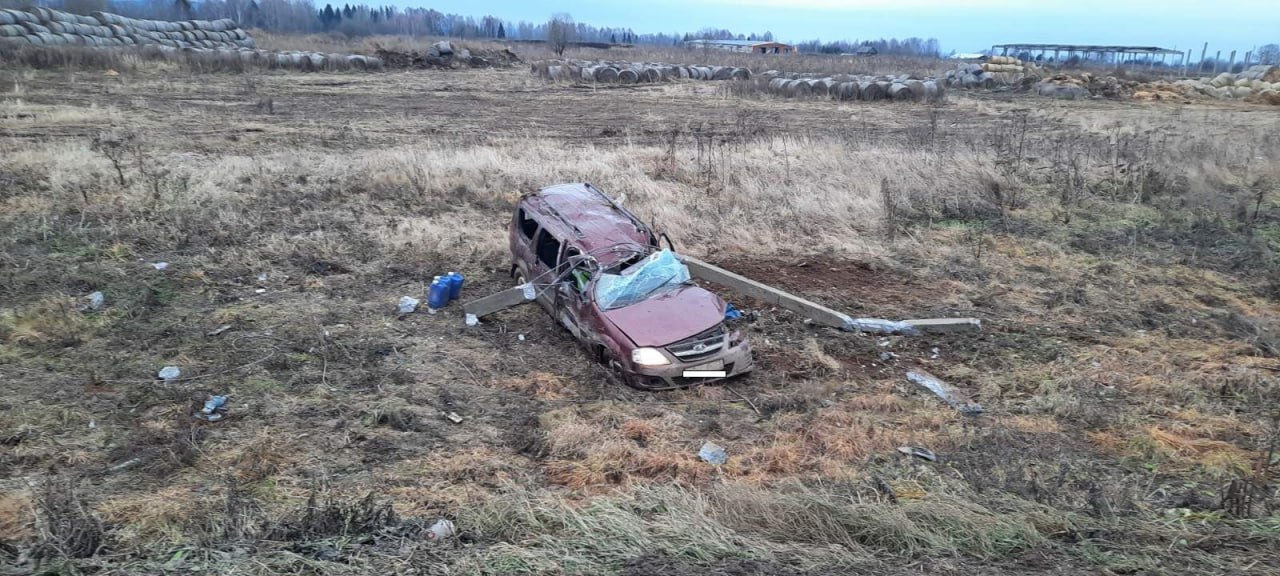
<box><xmin>529</xmin><ymin>228</ymin><xmax>563</xmax><ymax>311</ymax></box>
<box><xmin>554</xmin><ymin>247</ymin><xmax>590</xmax><ymax>341</ymax></box>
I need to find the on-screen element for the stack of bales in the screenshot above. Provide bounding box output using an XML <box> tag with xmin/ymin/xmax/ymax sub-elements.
<box><xmin>1130</xmin><ymin>65</ymin><xmax>1280</xmax><ymax>104</ymax></box>
<box><xmin>0</xmin><ymin>7</ymin><xmax>383</xmax><ymax>71</ymax></box>
<box><xmin>946</xmin><ymin>56</ymin><xmax>1043</xmax><ymax>90</ymax></box>
<box><xmin>0</xmin><ymin>7</ymin><xmax>253</xmax><ymax>49</ymax></box>
<box><xmin>534</xmin><ymin>59</ymin><xmax>752</xmax><ymax>84</ymax></box>
<box><xmin>759</xmin><ymin>71</ymin><xmax>944</xmax><ymax>102</ymax></box>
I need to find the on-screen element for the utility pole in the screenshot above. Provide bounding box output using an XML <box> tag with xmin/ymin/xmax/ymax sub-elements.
<box><xmin>1200</xmin><ymin>42</ymin><xmax>1208</xmax><ymax>74</ymax></box>
<box><xmin>1213</xmin><ymin>50</ymin><xmax>1221</xmax><ymax>74</ymax></box>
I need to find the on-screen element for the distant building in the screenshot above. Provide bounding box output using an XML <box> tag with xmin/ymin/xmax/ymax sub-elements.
<box><xmin>850</xmin><ymin>46</ymin><xmax>878</xmax><ymax>56</ymax></box>
<box><xmin>684</xmin><ymin>39</ymin><xmax>795</xmax><ymax>54</ymax></box>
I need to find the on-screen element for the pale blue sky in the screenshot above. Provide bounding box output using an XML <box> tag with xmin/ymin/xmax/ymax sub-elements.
<box><xmin>399</xmin><ymin>0</ymin><xmax>1278</xmax><ymax>56</ymax></box>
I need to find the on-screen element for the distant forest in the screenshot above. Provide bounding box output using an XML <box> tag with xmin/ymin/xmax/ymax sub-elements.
<box><xmin>3</xmin><ymin>0</ymin><xmax>944</xmax><ymax>56</ymax></box>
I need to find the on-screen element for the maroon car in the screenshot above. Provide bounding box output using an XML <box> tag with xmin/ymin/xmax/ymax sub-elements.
<box><xmin>509</xmin><ymin>183</ymin><xmax>752</xmax><ymax>390</ymax></box>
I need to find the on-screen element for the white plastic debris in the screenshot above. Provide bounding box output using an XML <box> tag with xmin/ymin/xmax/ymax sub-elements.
<box><xmin>257</xmin><ymin>272</ymin><xmax>268</xmax><ymax>282</ymax></box>
<box><xmin>85</xmin><ymin>291</ymin><xmax>104</xmax><ymax>311</ymax></box>
<box><xmin>843</xmin><ymin>317</ymin><xmax>921</xmax><ymax>336</ymax></box>
<box><xmin>426</xmin><ymin>518</ymin><xmax>455</xmax><ymax>540</ymax></box>
<box><xmin>149</xmin><ymin>262</ymin><xmax>169</xmax><ymax>270</ymax></box>
<box><xmin>465</xmin><ymin>313</ymin><xmax>478</xmax><ymax>326</ymax></box>
<box><xmin>398</xmin><ymin>296</ymin><xmax>420</xmax><ymax>314</ymax></box>
<box><xmin>521</xmin><ymin>283</ymin><xmax>536</xmax><ymax>300</ymax></box>
<box><xmin>897</xmin><ymin>446</ymin><xmax>938</xmax><ymax>462</ymax></box>
<box><xmin>517</xmin><ymin>334</ymin><xmax>525</xmax><ymax>341</ymax></box>
<box><xmin>158</xmin><ymin>366</ymin><xmax>181</xmax><ymax>381</ymax></box>
<box><xmin>207</xmin><ymin>325</ymin><xmax>232</xmax><ymax>337</ymax></box>
<box><xmin>907</xmin><ymin>371</ymin><xmax>983</xmax><ymax>415</ymax></box>
<box><xmin>698</xmin><ymin>442</ymin><xmax>728</xmax><ymax>465</ymax></box>
<box><xmin>255</xmin><ymin>288</ymin><xmax>266</xmax><ymax>294</ymax></box>
<box><xmin>444</xmin><ymin>412</ymin><xmax>464</xmax><ymax>424</ymax></box>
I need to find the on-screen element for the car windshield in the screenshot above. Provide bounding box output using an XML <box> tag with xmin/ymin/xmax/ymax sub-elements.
<box><xmin>594</xmin><ymin>249</ymin><xmax>690</xmax><ymax>310</ymax></box>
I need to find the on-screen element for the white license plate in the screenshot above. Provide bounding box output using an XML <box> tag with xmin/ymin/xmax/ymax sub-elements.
<box><xmin>683</xmin><ymin>360</ymin><xmax>726</xmax><ymax>378</ymax></box>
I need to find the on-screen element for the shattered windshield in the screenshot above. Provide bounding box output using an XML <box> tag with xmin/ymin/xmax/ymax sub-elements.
<box><xmin>594</xmin><ymin>249</ymin><xmax>691</xmax><ymax>310</ymax></box>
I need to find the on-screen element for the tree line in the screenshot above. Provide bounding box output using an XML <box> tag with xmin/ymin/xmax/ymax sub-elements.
<box><xmin>19</xmin><ymin>0</ymin><xmax>950</xmax><ymax>57</ymax></box>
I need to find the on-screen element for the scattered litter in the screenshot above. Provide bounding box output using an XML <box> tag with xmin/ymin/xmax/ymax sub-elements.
<box><xmin>444</xmin><ymin>411</ymin><xmax>464</xmax><ymax>424</ymax></box>
<box><xmin>158</xmin><ymin>366</ymin><xmax>181</xmax><ymax>381</ymax></box>
<box><xmin>465</xmin><ymin>313</ymin><xmax>479</xmax><ymax>326</ymax></box>
<box><xmin>83</xmin><ymin>291</ymin><xmax>105</xmax><ymax>312</ymax></box>
<box><xmin>426</xmin><ymin>518</ymin><xmax>456</xmax><ymax>540</ymax></box>
<box><xmin>879</xmin><ymin>351</ymin><xmax>899</xmax><ymax>362</ymax></box>
<box><xmin>428</xmin><ymin>276</ymin><xmax>450</xmax><ymax>312</ymax></box>
<box><xmin>257</xmin><ymin>272</ymin><xmax>268</xmax><ymax>282</ymax></box>
<box><xmin>724</xmin><ymin>302</ymin><xmax>743</xmax><ymax>320</ymax></box>
<box><xmin>254</xmin><ymin>288</ymin><xmax>266</xmax><ymax>294</ymax></box>
<box><xmin>88</xmin><ymin>420</ymin><xmax>96</xmax><ymax>429</ymax></box>
<box><xmin>149</xmin><ymin>262</ymin><xmax>169</xmax><ymax>270</ymax></box>
<box><xmin>521</xmin><ymin>283</ymin><xmax>536</xmax><ymax>300</ymax></box>
<box><xmin>517</xmin><ymin>334</ymin><xmax>525</xmax><ymax>341</ymax></box>
<box><xmin>196</xmin><ymin>395</ymin><xmax>229</xmax><ymax>422</ymax></box>
<box><xmin>906</xmin><ymin>370</ymin><xmax>984</xmax><ymax>415</ymax></box>
<box><xmin>897</xmin><ymin>446</ymin><xmax>938</xmax><ymax>462</ymax></box>
<box><xmin>878</xmin><ymin>338</ymin><xmax>891</xmax><ymax>347</ymax></box>
<box><xmin>446</xmin><ymin>271</ymin><xmax>465</xmax><ymax>300</ymax></box>
<box><xmin>206</xmin><ymin>325</ymin><xmax>232</xmax><ymax>337</ymax></box>
<box><xmin>109</xmin><ymin>457</ymin><xmax>143</xmax><ymax>473</ymax></box>
<box><xmin>930</xmin><ymin>347</ymin><xmax>940</xmax><ymax>359</ymax></box>
<box><xmin>698</xmin><ymin>441</ymin><xmax>728</xmax><ymax>465</ymax></box>
<box><xmin>398</xmin><ymin>296</ymin><xmax>420</xmax><ymax>314</ymax></box>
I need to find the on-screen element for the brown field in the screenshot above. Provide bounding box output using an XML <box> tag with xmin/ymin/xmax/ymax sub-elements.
<box><xmin>2</xmin><ymin>46</ymin><xmax>1279</xmax><ymax>575</ymax></box>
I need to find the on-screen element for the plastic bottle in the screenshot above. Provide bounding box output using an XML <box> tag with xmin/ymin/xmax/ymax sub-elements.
<box><xmin>427</xmin><ymin>277</ymin><xmax>451</xmax><ymax>313</ymax></box>
<box><xmin>446</xmin><ymin>272</ymin><xmax>464</xmax><ymax>300</ymax></box>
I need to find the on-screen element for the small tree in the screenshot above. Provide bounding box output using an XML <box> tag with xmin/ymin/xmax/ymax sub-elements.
<box><xmin>547</xmin><ymin>13</ymin><xmax>574</xmax><ymax>56</ymax></box>
<box><xmin>498</xmin><ymin>22</ymin><xmax>506</xmax><ymax>39</ymax></box>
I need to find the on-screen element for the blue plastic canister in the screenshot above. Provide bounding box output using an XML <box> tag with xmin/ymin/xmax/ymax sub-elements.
<box><xmin>446</xmin><ymin>272</ymin><xmax>465</xmax><ymax>300</ymax></box>
<box><xmin>428</xmin><ymin>277</ymin><xmax>451</xmax><ymax>310</ymax></box>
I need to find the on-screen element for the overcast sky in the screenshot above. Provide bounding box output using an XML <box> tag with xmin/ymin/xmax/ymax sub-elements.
<box><xmin>399</xmin><ymin>0</ymin><xmax>1278</xmax><ymax>56</ymax></box>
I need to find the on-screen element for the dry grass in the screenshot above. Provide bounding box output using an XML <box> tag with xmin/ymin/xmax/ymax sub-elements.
<box><xmin>2</xmin><ymin>62</ymin><xmax>1280</xmax><ymax>575</ymax></box>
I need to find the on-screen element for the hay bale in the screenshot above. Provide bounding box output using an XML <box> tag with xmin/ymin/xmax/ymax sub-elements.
<box><xmin>642</xmin><ymin>67</ymin><xmax>662</xmax><ymax>82</ymax></box>
<box><xmin>1234</xmin><ymin>77</ymin><xmax>1252</xmax><ymax>88</ymax></box>
<box><xmin>0</xmin><ymin>24</ymin><xmax>23</xmax><ymax>37</ymax></box>
<box><xmin>1232</xmin><ymin>86</ymin><xmax>1252</xmax><ymax>99</ymax></box>
<box><xmin>888</xmin><ymin>82</ymin><xmax>915</xmax><ymax>101</ymax></box>
<box><xmin>807</xmin><ymin>78</ymin><xmax>831</xmax><ymax>97</ymax></box>
<box><xmin>922</xmin><ymin>80</ymin><xmax>941</xmax><ymax>101</ymax></box>
<box><xmin>1036</xmin><ymin>83</ymin><xmax>1089</xmax><ymax>100</ymax></box>
<box><xmin>48</xmin><ymin>9</ymin><xmax>75</xmax><ymax>23</ymax></box>
<box><xmin>836</xmin><ymin>81</ymin><xmax>859</xmax><ymax>100</ymax></box>
<box><xmin>0</xmin><ymin>11</ymin><xmax>13</xmax><ymax>25</ymax></box>
<box><xmin>711</xmin><ymin>66</ymin><xmax>734</xmax><ymax>80</ymax></box>
<box><xmin>731</xmin><ymin>67</ymin><xmax>750</xmax><ymax>80</ymax></box>
<box><xmin>1210</xmin><ymin>72</ymin><xmax>1234</xmax><ymax>88</ymax></box>
<box><xmin>594</xmin><ymin>66</ymin><xmax>619</xmax><ymax>83</ymax></box>
<box><xmin>858</xmin><ymin>81</ymin><xmax>884</xmax><ymax>100</ymax></box>
<box><xmin>785</xmin><ymin>79</ymin><xmax>812</xmax><ymax>97</ymax></box>
<box><xmin>618</xmin><ymin>68</ymin><xmax>640</xmax><ymax>84</ymax></box>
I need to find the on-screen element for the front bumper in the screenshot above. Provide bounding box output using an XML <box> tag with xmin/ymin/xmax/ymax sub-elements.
<box><xmin>626</xmin><ymin>338</ymin><xmax>753</xmax><ymax>391</ymax></box>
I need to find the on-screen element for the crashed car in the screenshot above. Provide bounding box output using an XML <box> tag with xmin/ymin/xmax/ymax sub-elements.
<box><xmin>507</xmin><ymin>183</ymin><xmax>752</xmax><ymax>390</ymax></box>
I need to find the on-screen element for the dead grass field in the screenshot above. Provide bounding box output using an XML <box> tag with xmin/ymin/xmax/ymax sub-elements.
<box><xmin>2</xmin><ymin>56</ymin><xmax>1280</xmax><ymax>576</ymax></box>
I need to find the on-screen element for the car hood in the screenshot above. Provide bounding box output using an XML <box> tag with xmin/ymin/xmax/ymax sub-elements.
<box><xmin>601</xmin><ymin>284</ymin><xmax>725</xmax><ymax>347</ymax></box>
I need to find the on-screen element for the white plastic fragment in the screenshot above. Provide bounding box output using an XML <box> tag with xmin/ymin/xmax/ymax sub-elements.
<box><xmin>465</xmin><ymin>313</ymin><xmax>478</xmax><ymax>326</ymax></box>
<box><xmin>85</xmin><ymin>291</ymin><xmax>104</xmax><ymax>311</ymax></box>
<box><xmin>398</xmin><ymin>296</ymin><xmax>420</xmax><ymax>314</ymax></box>
<box><xmin>698</xmin><ymin>441</ymin><xmax>728</xmax><ymax>465</ymax></box>
<box><xmin>149</xmin><ymin>262</ymin><xmax>168</xmax><ymax>270</ymax></box>
<box><xmin>907</xmin><ymin>370</ymin><xmax>983</xmax><ymax>415</ymax></box>
<box><xmin>521</xmin><ymin>283</ymin><xmax>536</xmax><ymax>300</ymax></box>
<box><xmin>843</xmin><ymin>317</ymin><xmax>921</xmax><ymax>335</ymax></box>
<box><xmin>158</xmin><ymin>366</ymin><xmax>181</xmax><ymax>381</ymax></box>
<box><xmin>426</xmin><ymin>518</ymin><xmax>456</xmax><ymax>540</ymax></box>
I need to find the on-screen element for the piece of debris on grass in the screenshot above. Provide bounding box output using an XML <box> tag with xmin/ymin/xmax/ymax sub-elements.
<box><xmin>426</xmin><ymin>518</ymin><xmax>456</xmax><ymax>541</ymax></box>
<box><xmin>398</xmin><ymin>296</ymin><xmax>420</xmax><ymax>314</ymax></box>
<box><xmin>81</xmin><ymin>291</ymin><xmax>104</xmax><ymax>312</ymax></box>
<box><xmin>158</xmin><ymin>366</ymin><xmax>181</xmax><ymax>381</ymax></box>
<box><xmin>444</xmin><ymin>411</ymin><xmax>464</xmax><ymax>424</ymax></box>
<box><xmin>906</xmin><ymin>370</ymin><xmax>983</xmax><ymax>415</ymax></box>
<box><xmin>897</xmin><ymin>446</ymin><xmax>938</xmax><ymax>462</ymax></box>
<box><xmin>196</xmin><ymin>395</ymin><xmax>229</xmax><ymax>422</ymax></box>
<box><xmin>149</xmin><ymin>262</ymin><xmax>169</xmax><ymax>271</ymax></box>
<box><xmin>204</xmin><ymin>323</ymin><xmax>232</xmax><ymax>337</ymax></box>
<box><xmin>698</xmin><ymin>441</ymin><xmax>728</xmax><ymax>465</ymax></box>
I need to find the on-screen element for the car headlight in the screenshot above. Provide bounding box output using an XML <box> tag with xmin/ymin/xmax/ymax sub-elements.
<box><xmin>631</xmin><ymin>347</ymin><xmax>670</xmax><ymax>366</ymax></box>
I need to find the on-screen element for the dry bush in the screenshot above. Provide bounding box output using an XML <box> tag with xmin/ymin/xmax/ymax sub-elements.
<box><xmin>34</xmin><ymin>477</ymin><xmax>103</xmax><ymax>560</ymax></box>
<box><xmin>0</xmin><ymin>491</ymin><xmax>33</xmax><ymax>542</ymax></box>
<box><xmin>268</xmin><ymin>489</ymin><xmax>397</xmax><ymax>541</ymax></box>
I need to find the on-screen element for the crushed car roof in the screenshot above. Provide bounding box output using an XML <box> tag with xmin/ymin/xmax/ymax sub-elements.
<box><xmin>523</xmin><ymin>183</ymin><xmax>654</xmax><ymax>266</ymax></box>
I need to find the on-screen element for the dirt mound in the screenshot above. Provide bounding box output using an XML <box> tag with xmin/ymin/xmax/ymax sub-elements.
<box><xmin>375</xmin><ymin>44</ymin><xmax>519</xmax><ymax>70</ymax></box>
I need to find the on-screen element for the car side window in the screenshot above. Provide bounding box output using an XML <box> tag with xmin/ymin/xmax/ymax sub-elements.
<box><xmin>535</xmin><ymin>229</ymin><xmax>561</xmax><ymax>269</ymax></box>
<box><xmin>518</xmin><ymin>208</ymin><xmax>538</xmax><ymax>240</ymax></box>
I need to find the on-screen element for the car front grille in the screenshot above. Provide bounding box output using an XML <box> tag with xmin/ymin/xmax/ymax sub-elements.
<box><xmin>666</xmin><ymin>324</ymin><xmax>726</xmax><ymax>362</ymax></box>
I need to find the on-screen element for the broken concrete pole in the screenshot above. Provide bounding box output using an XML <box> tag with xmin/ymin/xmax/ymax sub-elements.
<box><xmin>681</xmin><ymin>255</ymin><xmax>980</xmax><ymax>336</ymax></box>
<box><xmin>903</xmin><ymin>318</ymin><xmax>982</xmax><ymax>334</ymax></box>
<box><xmin>681</xmin><ymin>255</ymin><xmax>857</xmax><ymax>331</ymax></box>
<box><xmin>462</xmin><ymin>283</ymin><xmax>536</xmax><ymax>322</ymax></box>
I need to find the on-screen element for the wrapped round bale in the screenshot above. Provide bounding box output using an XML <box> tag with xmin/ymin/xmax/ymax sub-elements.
<box><xmin>0</xmin><ymin>24</ymin><xmax>23</xmax><ymax>36</ymax></box>
<box><xmin>858</xmin><ymin>81</ymin><xmax>883</xmax><ymax>100</ymax></box>
<box><xmin>618</xmin><ymin>68</ymin><xmax>639</xmax><ymax>84</ymax></box>
<box><xmin>711</xmin><ymin>66</ymin><xmax>733</xmax><ymax>80</ymax></box>
<box><xmin>888</xmin><ymin>82</ymin><xmax>915</xmax><ymax>101</ymax></box>
<box><xmin>731</xmin><ymin>67</ymin><xmax>750</xmax><ymax>80</ymax></box>
<box><xmin>594</xmin><ymin>66</ymin><xmax>619</xmax><ymax>83</ymax></box>
<box><xmin>642</xmin><ymin>67</ymin><xmax>661</xmax><ymax>82</ymax></box>
<box><xmin>785</xmin><ymin>79</ymin><xmax>812</xmax><ymax>97</ymax></box>
<box><xmin>836</xmin><ymin>81</ymin><xmax>859</xmax><ymax>100</ymax></box>
<box><xmin>0</xmin><ymin>11</ymin><xmax>13</xmax><ymax>25</ymax></box>
<box><xmin>922</xmin><ymin>80</ymin><xmax>941</xmax><ymax>101</ymax></box>
<box><xmin>807</xmin><ymin>78</ymin><xmax>831</xmax><ymax>97</ymax></box>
